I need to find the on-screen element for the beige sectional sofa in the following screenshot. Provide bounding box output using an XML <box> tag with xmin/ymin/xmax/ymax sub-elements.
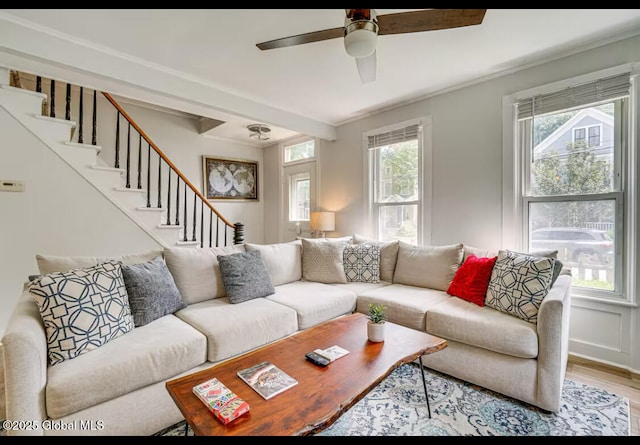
<box><xmin>1</xmin><ymin>237</ymin><xmax>571</xmax><ymax>436</ymax></box>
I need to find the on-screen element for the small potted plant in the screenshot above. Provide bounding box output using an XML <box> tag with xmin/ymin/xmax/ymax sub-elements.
<box><xmin>366</xmin><ymin>303</ymin><xmax>387</xmax><ymax>343</ymax></box>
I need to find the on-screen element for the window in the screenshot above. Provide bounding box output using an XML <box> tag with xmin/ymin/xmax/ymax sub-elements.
<box><xmin>514</xmin><ymin>71</ymin><xmax>632</xmax><ymax>300</ymax></box>
<box><xmin>366</xmin><ymin>120</ymin><xmax>428</xmax><ymax>245</ymax></box>
<box><xmin>289</xmin><ymin>173</ymin><xmax>310</xmax><ymax>221</ymax></box>
<box><xmin>284</xmin><ymin>140</ymin><xmax>315</xmax><ymax>163</ymax></box>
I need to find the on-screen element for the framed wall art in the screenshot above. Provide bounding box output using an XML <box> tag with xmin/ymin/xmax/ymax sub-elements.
<box><xmin>202</xmin><ymin>156</ymin><xmax>258</xmax><ymax>201</ymax></box>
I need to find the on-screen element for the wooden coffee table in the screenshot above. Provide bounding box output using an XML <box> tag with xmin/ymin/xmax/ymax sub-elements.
<box><xmin>165</xmin><ymin>312</ymin><xmax>447</xmax><ymax>436</ymax></box>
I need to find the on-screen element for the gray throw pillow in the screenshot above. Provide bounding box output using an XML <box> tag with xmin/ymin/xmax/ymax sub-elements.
<box><xmin>217</xmin><ymin>251</ymin><xmax>275</xmax><ymax>304</ymax></box>
<box><xmin>121</xmin><ymin>256</ymin><xmax>187</xmax><ymax>327</ymax></box>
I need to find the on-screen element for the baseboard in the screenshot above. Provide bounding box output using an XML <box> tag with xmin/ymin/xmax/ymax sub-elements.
<box><xmin>568</xmin><ymin>353</ymin><xmax>640</xmax><ymax>383</ymax></box>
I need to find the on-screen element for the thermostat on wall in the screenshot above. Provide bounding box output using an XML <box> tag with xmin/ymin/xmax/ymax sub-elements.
<box><xmin>0</xmin><ymin>180</ymin><xmax>25</xmax><ymax>192</ymax></box>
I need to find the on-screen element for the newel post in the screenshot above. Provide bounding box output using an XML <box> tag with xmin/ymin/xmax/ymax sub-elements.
<box><xmin>233</xmin><ymin>222</ymin><xmax>245</xmax><ymax>245</ymax></box>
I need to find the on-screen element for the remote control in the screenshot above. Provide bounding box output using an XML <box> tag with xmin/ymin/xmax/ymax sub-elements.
<box><xmin>305</xmin><ymin>351</ymin><xmax>330</xmax><ymax>367</ymax></box>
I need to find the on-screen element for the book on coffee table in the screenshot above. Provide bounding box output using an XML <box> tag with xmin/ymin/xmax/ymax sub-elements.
<box><xmin>192</xmin><ymin>377</ymin><xmax>250</xmax><ymax>425</ymax></box>
<box><xmin>237</xmin><ymin>361</ymin><xmax>298</xmax><ymax>400</ymax></box>
<box><xmin>314</xmin><ymin>345</ymin><xmax>349</xmax><ymax>363</ymax></box>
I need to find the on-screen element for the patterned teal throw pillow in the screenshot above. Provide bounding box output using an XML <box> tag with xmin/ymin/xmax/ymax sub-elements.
<box><xmin>343</xmin><ymin>244</ymin><xmax>381</xmax><ymax>283</ymax></box>
<box><xmin>28</xmin><ymin>260</ymin><xmax>134</xmax><ymax>365</ymax></box>
<box><xmin>485</xmin><ymin>250</ymin><xmax>555</xmax><ymax>324</ymax></box>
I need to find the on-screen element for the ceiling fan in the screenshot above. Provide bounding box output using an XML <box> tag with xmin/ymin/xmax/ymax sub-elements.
<box><xmin>256</xmin><ymin>9</ymin><xmax>487</xmax><ymax>84</ymax></box>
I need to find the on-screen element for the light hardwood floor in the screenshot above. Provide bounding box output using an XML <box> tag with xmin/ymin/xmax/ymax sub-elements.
<box><xmin>566</xmin><ymin>355</ymin><xmax>640</xmax><ymax>436</ymax></box>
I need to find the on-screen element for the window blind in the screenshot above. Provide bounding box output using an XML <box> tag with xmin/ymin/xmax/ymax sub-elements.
<box><xmin>517</xmin><ymin>72</ymin><xmax>630</xmax><ymax>120</ymax></box>
<box><xmin>368</xmin><ymin>124</ymin><xmax>419</xmax><ymax>149</ymax></box>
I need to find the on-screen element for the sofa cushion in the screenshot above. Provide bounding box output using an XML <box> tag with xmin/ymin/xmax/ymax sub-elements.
<box><xmin>343</xmin><ymin>244</ymin><xmax>380</xmax><ymax>283</ymax></box>
<box><xmin>426</xmin><ymin>297</ymin><xmax>539</xmax><ymax>359</ymax></box>
<box><xmin>46</xmin><ymin>314</ymin><xmax>207</xmax><ymax>418</ymax></box>
<box><xmin>36</xmin><ymin>250</ymin><xmax>164</xmax><ymax>274</ymax></box>
<box><xmin>463</xmin><ymin>244</ymin><xmax>499</xmax><ymax>262</ymax></box>
<box><xmin>164</xmin><ymin>245</ymin><xmax>246</xmax><ymax>304</ymax></box>
<box><xmin>121</xmin><ymin>256</ymin><xmax>187</xmax><ymax>327</ymax></box>
<box><xmin>301</xmin><ymin>239</ymin><xmax>348</xmax><ymax>283</ymax></box>
<box><xmin>28</xmin><ymin>260</ymin><xmax>134</xmax><ymax>365</ymax></box>
<box><xmin>393</xmin><ymin>242</ymin><xmax>464</xmax><ymax>291</ymax></box>
<box><xmin>352</xmin><ymin>234</ymin><xmax>399</xmax><ymax>282</ymax></box>
<box><xmin>266</xmin><ymin>281</ymin><xmax>357</xmax><ymax>329</ymax></box>
<box><xmin>218</xmin><ymin>251</ymin><xmax>275</xmax><ymax>304</ymax></box>
<box><xmin>245</xmin><ymin>241</ymin><xmax>302</xmax><ymax>286</ymax></box>
<box><xmin>356</xmin><ymin>284</ymin><xmax>451</xmax><ymax>331</ymax></box>
<box><xmin>175</xmin><ymin>298</ymin><xmax>298</xmax><ymax>362</ymax></box>
<box><xmin>447</xmin><ymin>254</ymin><xmax>497</xmax><ymax>306</ymax></box>
<box><xmin>329</xmin><ymin>281</ymin><xmax>392</xmax><ymax>296</ymax></box>
<box><xmin>485</xmin><ymin>250</ymin><xmax>556</xmax><ymax>324</ymax></box>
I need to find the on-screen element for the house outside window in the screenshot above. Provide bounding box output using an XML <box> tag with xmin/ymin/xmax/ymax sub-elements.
<box><xmin>572</xmin><ymin>124</ymin><xmax>603</xmax><ymax>147</ymax></box>
<box><xmin>512</xmin><ymin>70</ymin><xmax>634</xmax><ymax>302</ymax></box>
<box><xmin>365</xmin><ymin>117</ymin><xmax>432</xmax><ymax>246</ymax></box>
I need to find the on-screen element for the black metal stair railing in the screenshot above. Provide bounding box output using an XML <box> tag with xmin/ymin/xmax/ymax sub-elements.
<box><xmin>16</xmin><ymin>71</ymin><xmax>243</xmax><ymax>247</ymax></box>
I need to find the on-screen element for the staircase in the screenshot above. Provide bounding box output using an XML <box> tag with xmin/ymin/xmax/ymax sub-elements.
<box><xmin>0</xmin><ymin>68</ymin><xmax>243</xmax><ymax>249</ymax></box>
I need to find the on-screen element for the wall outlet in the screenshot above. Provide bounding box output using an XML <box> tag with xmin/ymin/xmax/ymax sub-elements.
<box><xmin>0</xmin><ymin>180</ymin><xmax>25</xmax><ymax>192</ymax></box>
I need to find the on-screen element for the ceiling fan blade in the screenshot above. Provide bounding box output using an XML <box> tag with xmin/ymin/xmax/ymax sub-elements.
<box><xmin>378</xmin><ymin>9</ymin><xmax>486</xmax><ymax>36</ymax></box>
<box><xmin>257</xmin><ymin>27</ymin><xmax>344</xmax><ymax>50</ymax></box>
<box><xmin>356</xmin><ymin>52</ymin><xmax>376</xmax><ymax>84</ymax></box>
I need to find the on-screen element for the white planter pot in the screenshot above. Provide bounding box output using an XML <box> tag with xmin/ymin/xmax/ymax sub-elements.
<box><xmin>367</xmin><ymin>321</ymin><xmax>385</xmax><ymax>343</ymax></box>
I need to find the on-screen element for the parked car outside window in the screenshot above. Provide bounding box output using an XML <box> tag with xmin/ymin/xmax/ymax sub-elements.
<box><xmin>530</xmin><ymin>227</ymin><xmax>613</xmax><ymax>265</ymax></box>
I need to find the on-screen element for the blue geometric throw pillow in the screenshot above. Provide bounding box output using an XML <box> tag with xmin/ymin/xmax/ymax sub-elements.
<box><xmin>28</xmin><ymin>260</ymin><xmax>134</xmax><ymax>365</ymax></box>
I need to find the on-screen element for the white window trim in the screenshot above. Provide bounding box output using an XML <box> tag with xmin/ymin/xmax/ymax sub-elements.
<box><xmin>502</xmin><ymin>62</ymin><xmax>639</xmax><ymax>306</ymax></box>
<box><xmin>362</xmin><ymin>116</ymin><xmax>432</xmax><ymax>245</ymax></box>
<box><xmin>281</xmin><ymin>136</ymin><xmax>318</xmax><ymax>166</ymax></box>
<box><xmin>278</xmin><ymin>135</ymin><xmax>321</xmax><ymax>241</ymax></box>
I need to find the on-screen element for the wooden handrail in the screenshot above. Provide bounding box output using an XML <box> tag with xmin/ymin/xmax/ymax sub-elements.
<box><xmin>101</xmin><ymin>92</ymin><xmax>234</xmax><ymax>228</ymax></box>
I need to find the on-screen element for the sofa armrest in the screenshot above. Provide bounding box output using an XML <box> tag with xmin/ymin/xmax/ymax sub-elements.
<box><xmin>2</xmin><ymin>290</ymin><xmax>48</xmax><ymax>436</ymax></box>
<box><xmin>535</xmin><ymin>274</ymin><xmax>572</xmax><ymax>412</ymax></box>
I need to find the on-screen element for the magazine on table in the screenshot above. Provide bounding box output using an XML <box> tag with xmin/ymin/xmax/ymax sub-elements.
<box><xmin>237</xmin><ymin>361</ymin><xmax>298</xmax><ymax>400</ymax></box>
<box><xmin>314</xmin><ymin>345</ymin><xmax>350</xmax><ymax>363</ymax></box>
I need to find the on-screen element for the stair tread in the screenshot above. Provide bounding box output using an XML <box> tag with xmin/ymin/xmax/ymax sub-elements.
<box><xmin>91</xmin><ymin>165</ymin><xmax>124</xmax><ymax>173</ymax></box>
<box><xmin>136</xmin><ymin>207</ymin><xmax>163</xmax><ymax>212</ymax></box>
<box><xmin>67</xmin><ymin>141</ymin><xmax>103</xmax><ymax>151</ymax></box>
<box><xmin>114</xmin><ymin>187</ymin><xmax>146</xmax><ymax>193</ymax></box>
<box><xmin>33</xmin><ymin>113</ymin><xmax>76</xmax><ymax>127</ymax></box>
<box><xmin>0</xmin><ymin>84</ymin><xmax>47</xmax><ymax>99</ymax></box>
<box><xmin>158</xmin><ymin>224</ymin><xmax>183</xmax><ymax>229</ymax></box>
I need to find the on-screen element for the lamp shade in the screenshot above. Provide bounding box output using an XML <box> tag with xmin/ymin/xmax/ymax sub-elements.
<box><xmin>310</xmin><ymin>211</ymin><xmax>335</xmax><ymax>232</ymax></box>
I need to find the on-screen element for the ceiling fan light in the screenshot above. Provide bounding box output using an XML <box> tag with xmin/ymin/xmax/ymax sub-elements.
<box><xmin>247</xmin><ymin>124</ymin><xmax>271</xmax><ymax>141</ymax></box>
<box><xmin>344</xmin><ymin>21</ymin><xmax>378</xmax><ymax>58</ymax></box>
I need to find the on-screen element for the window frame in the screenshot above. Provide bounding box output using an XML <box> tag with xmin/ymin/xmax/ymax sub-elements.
<box><xmin>282</xmin><ymin>138</ymin><xmax>317</xmax><ymax>166</ymax></box>
<box><xmin>363</xmin><ymin>116</ymin><xmax>432</xmax><ymax>246</ymax></box>
<box><xmin>502</xmin><ymin>63</ymin><xmax>638</xmax><ymax>305</ymax></box>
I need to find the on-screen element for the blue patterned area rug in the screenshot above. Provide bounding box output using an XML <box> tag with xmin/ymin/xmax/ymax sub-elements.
<box><xmin>155</xmin><ymin>363</ymin><xmax>630</xmax><ymax>437</ymax></box>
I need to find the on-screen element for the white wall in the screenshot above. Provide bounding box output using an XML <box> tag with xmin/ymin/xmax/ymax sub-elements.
<box><xmin>306</xmin><ymin>35</ymin><xmax>640</xmax><ymax>372</ymax></box>
<box><xmin>0</xmin><ymin>106</ymin><xmax>161</xmax><ymax>335</ymax></box>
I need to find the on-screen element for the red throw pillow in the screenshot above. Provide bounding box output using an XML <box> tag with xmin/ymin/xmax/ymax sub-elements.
<box><xmin>447</xmin><ymin>254</ymin><xmax>498</xmax><ymax>306</ymax></box>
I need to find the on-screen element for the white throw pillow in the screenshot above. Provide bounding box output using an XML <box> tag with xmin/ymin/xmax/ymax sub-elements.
<box><xmin>301</xmin><ymin>239</ymin><xmax>348</xmax><ymax>284</ymax></box>
<box><xmin>164</xmin><ymin>245</ymin><xmax>245</xmax><ymax>304</ymax></box>
<box><xmin>245</xmin><ymin>241</ymin><xmax>302</xmax><ymax>286</ymax></box>
<box><xmin>393</xmin><ymin>241</ymin><xmax>464</xmax><ymax>291</ymax></box>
